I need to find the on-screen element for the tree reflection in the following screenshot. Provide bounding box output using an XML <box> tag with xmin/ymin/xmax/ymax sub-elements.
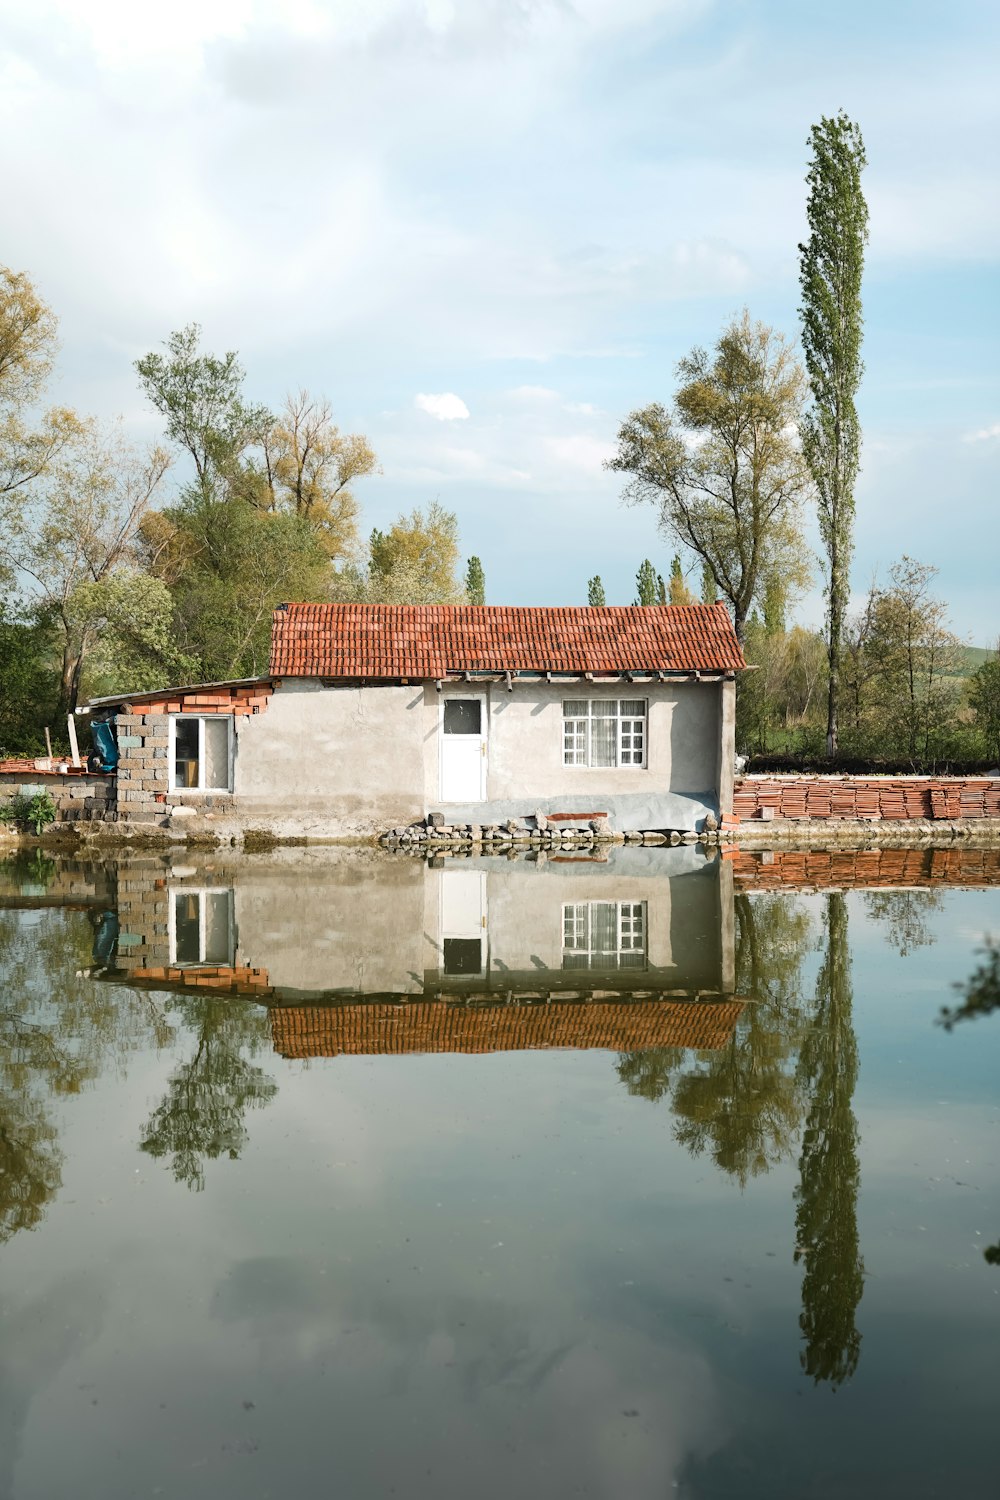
<box><xmin>616</xmin><ymin>1047</ymin><xmax>685</xmax><ymax>1103</ymax></box>
<box><xmin>794</xmin><ymin>892</ymin><xmax>864</xmax><ymax>1388</ymax></box>
<box><xmin>616</xmin><ymin>894</ymin><xmax>814</xmax><ymax>1187</ymax></box>
<box><xmin>669</xmin><ymin>894</ymin><xmax>812</xmax><ymax>1187</ymax></box>
<box><xmin>864</xmin><ymin>888</ymin><xmax>942</xmax><ymax>957</ymax></box>
<box><xmin>140</xmin><ymin>994</ymin><xmax>277</xmax><ymax>1192</ymax></box>
<box><xmin>939</xmin><ymin>940</ymin><xmax>1000</xmax><ymax>1030</ymax></box>
<box><xmin>0</xmin><ymin>904</ymin><xmax>173</xmax><ymax>1245</ymax></box>
<box><xmin>940</xmin><ymin>939</ymin><xmax>1000</xmax><ymax>1266</ymax></box>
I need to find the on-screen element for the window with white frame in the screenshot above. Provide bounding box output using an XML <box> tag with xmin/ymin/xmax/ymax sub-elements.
<box><xmin>562</xmin><ymin>901</ymin><xmax>647</xmax><ymax>970</ymax></box>
<box><xmin>562</xmin><ymin>699</ymin><xmax>646</xmax><ymax>768</ymax></box>
<box><xmin>168</xmin><ymin>888</ymin><xmax>235</xmax><ymax>966</ymax></box>
<box><xmin>171</xmin><ymin>715</ymin><xmax>233</xmax><ymax>791</ymax></box>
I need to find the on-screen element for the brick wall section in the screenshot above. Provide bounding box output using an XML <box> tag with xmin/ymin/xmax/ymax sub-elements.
<box><xmin>116</xmin><ymin>683</ymin><xmax>272</xmax><ymax>823</ymax></box>
<box><xmin>733</xmin><ymin>776</ymin><xmax>1000</xmax><ymax>822</ymax></box>
<box><xmin>0</xmin><ymin>771</ymin><xmax>114</xmax><ymax>825</ymax></box>
<box><xmin>732</xmin><ymin>846</ymin><xmax>1000</xmax><ymax>890</ymax></box>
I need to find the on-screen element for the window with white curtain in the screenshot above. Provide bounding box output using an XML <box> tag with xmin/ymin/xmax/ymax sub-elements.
<box><xmin>562</xmin><ymin>901</ymin><xmax>647</xmax><ymax>969</ymax></box>
<box><xmin>562</xmin><ymin>699</ymin><xmax>646</xmax><ymax>768</ymax></box>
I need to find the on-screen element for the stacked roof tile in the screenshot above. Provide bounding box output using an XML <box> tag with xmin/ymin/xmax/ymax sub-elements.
<box><xmin>269</xmin><ymin>997</ymin><xmax>744</xmax><ymax>1058</ymax></box>
<box><xmin>269</xmin><ymin>602</ymin><xmax>746</xmax><ymax>679</ymax></box>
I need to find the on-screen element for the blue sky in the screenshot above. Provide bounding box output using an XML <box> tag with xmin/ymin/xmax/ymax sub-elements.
<box><xmin>1</xmin><ymin>0</ymin><xmax>997</xmax><ymax>638</ymax></box>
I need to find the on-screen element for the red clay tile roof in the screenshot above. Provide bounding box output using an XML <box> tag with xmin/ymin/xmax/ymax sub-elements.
<box><xmin>270</xmin><ymin>998</ymin><xmax>744</xmax><ymax>1058</ymax></box>
<box><xmin>269</xmin><ymin>602</ymin><xmax>746</xmax><ymax>679</ymax></box>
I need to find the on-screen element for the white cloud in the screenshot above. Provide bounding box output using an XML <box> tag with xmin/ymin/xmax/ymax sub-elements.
<box><xmin>964</xmin><ymin>421</ymin><xmax>1000</xmax><ymax>443</ymax></box>
<box><xmin>414</xmin><ymin>392</ymin><xmax>470</xmax><ymax>421</ymax></box>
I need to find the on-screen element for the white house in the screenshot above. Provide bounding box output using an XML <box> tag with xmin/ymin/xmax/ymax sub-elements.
<box><xmin>84</xmin><ymin>602</ymin><xmax>746</xmax><ymax>841</ymax></box>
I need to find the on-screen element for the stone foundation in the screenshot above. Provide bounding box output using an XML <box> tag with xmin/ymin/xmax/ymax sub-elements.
<box><xmin>379</xmin><ymin>811</ymin><xmax>725</xmax><ymax>854</ymax></box>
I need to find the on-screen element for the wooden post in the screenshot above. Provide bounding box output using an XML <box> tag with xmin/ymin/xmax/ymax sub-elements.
<box><xmin>67</xmin><ymin>715</ymin><xmax>82</xmax><ymax>768</ymax></box>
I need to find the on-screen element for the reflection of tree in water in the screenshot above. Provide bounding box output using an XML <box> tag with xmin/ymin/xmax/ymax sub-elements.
<box><xmin>617</xmin><ymin>893</ymin><xmax>813</xmax><ymax>1185</ymax></box>
<box><xmin>615</xmin><ymin>1047</ymin><xmax>686</xmax><ymax>1103</ymax></box>
<box><xmin>141</xmin><ymin>994</ymin><xmax>277</xmax><ymax>1192</ymax></box>
<box><xmin>864</xmin><ymin>888</ymin><xmax>942</xmax><ymax>956</ymax></box>
<box><xmin>0</xmin><ymin>905</ymin><xmax>173</xmax><ymax>1245</ymax></box>
<box><xmin>939</xmin><ymin>940</ymin><xmax>1000</xmax><ymax>1030</ymax></box>
<box><xmin>940</xmin><ymin>939</ymin><xmax>1000</xmax><ymax>1265</ymax></box>
<box><xmin>794</xmin><ymin>892</ymin><xmax>864</xmax><ymax>1388</ymax></box>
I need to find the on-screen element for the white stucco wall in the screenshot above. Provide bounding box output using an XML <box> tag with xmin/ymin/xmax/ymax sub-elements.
<box><xmin>213</xmin><ymin>675</ymin><xmax>727</xmax><ymax>838</ymax></box>
<box><xmin>425</xmin><ymin>679</ymin><xmax>724</xmax><ymax>806</ymax></box>
<box><xmin>231</xmin><ymin>680</ymin><xmax>426</xmax><ymax>837</ymax></box>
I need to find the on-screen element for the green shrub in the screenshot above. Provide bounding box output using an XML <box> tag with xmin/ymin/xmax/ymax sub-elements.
<box><xmin>0</xmin><ymin>791</ymin><xmax>57</xmax><ymax>836</ymax></box>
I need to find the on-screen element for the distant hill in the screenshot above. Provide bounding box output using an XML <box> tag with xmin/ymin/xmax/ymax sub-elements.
<box><xmin>958</xmin><ymin>645</ymin><xmax>996</xmax><ymax>674</ymax></box>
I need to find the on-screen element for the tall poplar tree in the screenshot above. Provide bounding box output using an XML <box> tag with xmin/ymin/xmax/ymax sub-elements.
<box><xmin>465</xmin><ymin>555</ymin><xmax>486</xmax><ymax>605</ymax></box>
<box><xmin>587</xmin><ymin>575</ymin><xmax>606</xmax><ymax>606</ymax></box>
<box><xmin>799</xmin><ymin>112</ymin><xmax>868</xmax><ymax>757</ymax></box>
<box><xmin>633</xmin><ymin>558</ymin><xmax>660</xmax><ymax>606</ymax></box>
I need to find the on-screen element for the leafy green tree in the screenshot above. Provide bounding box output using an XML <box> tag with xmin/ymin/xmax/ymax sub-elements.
<box><xmin>0</xmin><ymin>265</ymin><xmax>79</xmax><ymax>511</ymax></box>
<box><xmin>135</xmin><ymin>324</ymin><xmax>271</xmax><ymax>497</ymax></box>
<box><xmin>608</xmin><ymin>312</ymin><xmax>813</xmax><ymax>644</ymax></box>
<box><xmin>699</xmin><ymin>560</ymin><xmax>717</xmax><ymax>605</ymax></box>
<box><xmin>0</xmin><ymin>601</ymin><xmax>58</xmax><ymax>754</ymax></box>
<box><xmin>2</xmin><ymin>421</ymin><xmax>171</xmax><ymax>713</ymax></box>
<box><xmin>140</xmin><ymin>993</ymin><xmax>277</xmax><ymax>1193</ymax></box>
<box><xmin>72</xmin><ymin>569</ymin><xmax>195</xmax><ymax>697</ymax></box>
<box><xmin>365</xmin><ymin>502</ymin><xmax>466</xmax><ymax>604</ymax></box>
<box><xmin>969</xmin><ymin>647</ymin><xmax>1000</xmax><ymax>763</ymax></box>
<box><xmin>852</xmin><ymin>557</ymin><xmax>962</xmax><ymax>761</ymax></box>
<box><xmin>737</xmin><ymin>617</ymin><xmax>830</xmax><ymax>755</ymax></box>
<box><xmin>633</xmin><ymin>558</ymin><xmax>660</xmax><ymax>606</ymax></box>
<box><xmin>465</xmin><ymin>555</ymin><xmax>486</xmax><ymax>605</ymax></box>
<box><xmin>799</xmin><ymin>113</ymin><xmax>869</xmax><ymax>757</ymax></box>
<box><xmin>794</xmin><ymin>893</ymin><xmax>864</xmax><ymax>1387</ymax></box>
<box><xmin>152</xmin><ymin>493</ymin><xmax>330</xmax><ymax>680</ymax></box>
<box><xmin>260</xmin><ymin>389</ymin><xmax>377</xmax><ymax>561</ymax></box>
<box><xmin>587</xmin><ymin>575</ymin><xmax>606</xmax><ymax>607</ymax></box>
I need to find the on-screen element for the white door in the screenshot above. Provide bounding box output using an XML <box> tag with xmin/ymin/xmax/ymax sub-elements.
<box><xmin>440</xmin><ymin>869</ymin><xmax>487</xmax><ymax>977</ymax></box>
<box><xmin>440</xmin><ymin>696</ymin><xmax>486</xmax><ymax>802</ymax></box>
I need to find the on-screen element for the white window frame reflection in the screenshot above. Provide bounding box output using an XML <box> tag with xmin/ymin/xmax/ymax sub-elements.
<box><xmin>562</xmin><ymin>900</ymin><xmax>647</xmax><ymax>970</ymax></box>
<box><xmin>168</xmin><ymin>887</ymin><xmax>235</xmax><ymax>967</ymax></box>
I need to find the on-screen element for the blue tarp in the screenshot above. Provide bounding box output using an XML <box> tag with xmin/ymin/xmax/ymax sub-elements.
<box><xmin>91</xmin><ymin>719</ymin><xmax>119</xmax><ymax>772</ymax></box>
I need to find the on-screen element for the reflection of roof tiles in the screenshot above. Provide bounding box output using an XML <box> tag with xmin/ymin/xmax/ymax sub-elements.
<box><xmin>269</xmin><ymin>602</ymin><xmax>747</xmax><ymax>678</ymax></box>
<box><xmin>269</xmin><ymin>998</ymin><xmax>744</xmax><ymax>1058</ymax></box>
<box><xmin>732</xmin><ymin>847</ymin><xmax>1000</xmax><ymax>889</ymax></box>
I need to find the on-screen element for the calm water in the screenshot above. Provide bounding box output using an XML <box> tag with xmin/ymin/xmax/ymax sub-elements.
<box><xmin>0</xmin><ymin>846</ymin><xmax>998</xmax><ymax>1500</ymax></box>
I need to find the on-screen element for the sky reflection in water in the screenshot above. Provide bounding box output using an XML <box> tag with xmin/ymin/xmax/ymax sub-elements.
<box><xmin>0</xmin><ymin>847</ymin><xmax>997</xmax><ymax>1500</ymax></box>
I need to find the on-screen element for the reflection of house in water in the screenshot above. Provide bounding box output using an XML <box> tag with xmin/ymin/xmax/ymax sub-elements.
<box><xmin>103</xmin><ymin>847</ymin><xmax>743</xmax><ymax>1059</ymax></box>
